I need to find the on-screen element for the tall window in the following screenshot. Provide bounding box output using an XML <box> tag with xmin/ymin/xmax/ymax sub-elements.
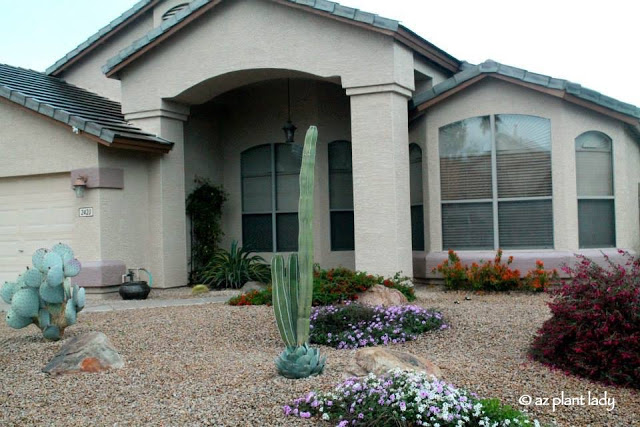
<box><xmin>409</xmin><ymin>143</ymin><xmax>425</xmax><ymax>250</ymax></box>
<box><xmin>241</xmin><ymin>143</ymin><xmax>301</xmax><ymax>252</ymax></box>
<box><xmin>328</xmin><ymin>140</ymin><xmax>354</xmax><ymax>250</ymax></box>
<box><xmin>439</xmin><ymin>114</ymin><xmax>553</xmax><ymax>250</ymax></box>
<box><xmin>576</xmin><ymin>131</ymin><xmax>615</xmax><ymax>248</ymax></box>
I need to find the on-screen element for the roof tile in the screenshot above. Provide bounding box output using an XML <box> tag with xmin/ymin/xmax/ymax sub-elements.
<box><xmin>411</xmin><ymin>60</ymin><xmax>640</xmax><ymax>121</ymax></box>
<box><xmin>0</xmin><ymin>63</ymin><xmax>172</xmax><ymax>150</ymax></box>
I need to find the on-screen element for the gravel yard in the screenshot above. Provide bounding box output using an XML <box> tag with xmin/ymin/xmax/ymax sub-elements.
<box><xmin>1</xmin><ymin>288</ymin><xmax>638</xmax><ymax>426</ymax></box>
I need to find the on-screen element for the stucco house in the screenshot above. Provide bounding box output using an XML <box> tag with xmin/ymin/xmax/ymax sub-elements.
<box><xmin>1</xmin><ymin>0</ymin><xmax>639</xmax><ymax>289</ymax></box>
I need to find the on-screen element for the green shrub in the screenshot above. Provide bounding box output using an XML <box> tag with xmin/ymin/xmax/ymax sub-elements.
<box><xmin>479</xmin><ymin>398</ymin><xmax>533</xmax><ymax>424</ymax></box>
<box><xmin>200</xmin><ymin>241</ymin><xmax>270</xmax><ymax>289</ymax></box>
<box><xmin>228</xmin><ymin>267</ymin><xmax>415</xmax><ymax>306</ymax></box>
<box><xmin>186</xmin><ymin>178</ymin><xmax>227</xmax><ymax>283</ymax></box>
<box><xmin>191</xmin><ymin>284</ymin><xmax>209</xmax><ymax>296</ymax></box>
<box><xmin>433</xmin><ymin>249</ymin><xmax>557</xmax><ymax>292</ymax></box>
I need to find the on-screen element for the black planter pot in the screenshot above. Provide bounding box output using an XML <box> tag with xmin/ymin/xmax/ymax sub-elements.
<box><xmin>119</xmin><ymin>281</ymin><xmax>151</xmax><ymax>300</ymax></box>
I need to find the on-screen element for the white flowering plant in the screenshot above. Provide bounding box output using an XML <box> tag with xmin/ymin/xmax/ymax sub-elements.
<box><xmin>284</xmin><ymin>369</ymin><xmax>541</xmax><ymax>426</ymax></box>
<box><xmin>310</xmin><ymin>303</ymin><xmax>447</xmax><ymax>349</ymax></box>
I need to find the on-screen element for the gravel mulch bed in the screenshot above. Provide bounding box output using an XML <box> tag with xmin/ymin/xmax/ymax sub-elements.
<box><xmin>87</xmin><ymin>287</ymin><xmax>240</xmax><ymax>301</ymax></box>
<box><xmin>1</xmin><ymin>288</ymin><xmax>638</xmax><ymax>426</ymax></box>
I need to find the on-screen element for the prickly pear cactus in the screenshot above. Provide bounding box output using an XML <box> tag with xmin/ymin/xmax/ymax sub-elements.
<box><xmin>1</xmin><ymin>243</ymin><xmax>85</xmax><ymax>341</ymax></box>
<box><xmin>272</xmin><ymin>126</ymin><xmax>326</xmax><ymax>379</ymax></box>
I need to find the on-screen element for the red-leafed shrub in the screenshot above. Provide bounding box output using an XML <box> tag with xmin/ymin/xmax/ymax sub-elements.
<box><xmin>530</xmin><ymin>251</ymin><xmax>640</xmax><ymax>388</ymax></box>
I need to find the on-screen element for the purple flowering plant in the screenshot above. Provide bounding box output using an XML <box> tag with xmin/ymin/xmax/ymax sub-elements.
<box><xmin>285</xmin><ymin>369</ymin><xmax>541</xmax><ymax>426</ymax></box>
<box><xmin>309</xmin><ymin>303</ymin><xmax>447</xmax><ymax>349</ymax></box>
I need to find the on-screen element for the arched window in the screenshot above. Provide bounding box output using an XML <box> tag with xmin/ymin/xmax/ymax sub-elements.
<box><xmin>409</xmin><ymin>143</ymin><xmax>424</xmax><ymax>250</ymax></box>
<box><xmin>575</xmin><ymin>131</ymin><xmax>615</xmax><ymax>248</ymax></box>
<box><xmin>328</xmin><ymin>140</ymin><xmax>354</xmax><ymax>251</ymax></box>
<box><xmin>439</xmin><ymin>114</ymin><xmax>553</xmax><ymax>250</ymax></box>
<box><xmin>241</xmin><ymin>143</ymin><xmax>301</xmax><ymax>252</ymax></box>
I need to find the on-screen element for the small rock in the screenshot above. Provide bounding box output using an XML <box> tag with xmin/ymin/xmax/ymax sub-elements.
<box><xmin>454</xmin><ymin>300</ymin><xmax>460</xmax><ymax>304</ymax></box>
<box><xmin>43</xmin><ymin>331</ymin><xmax>124</xmax><ymax>375</ymax></box>
<box><xmin>465</xmin><ymin>296</ymin><xmax>471</xmax><ymax>301</ymax></box>
<box><xmin>240</xmin><ymin>281</ymin><xmax>268</xmax><ymax>293</ymax></box>
<box><xmin>350</xmin><ymin>348</ymin><xmax>442</xmax><ymax>379</ymax></box>
<box><xmin>357</xmin><ymin>285</ymin><xmax>408</xmax><ymax>306</ymax></box>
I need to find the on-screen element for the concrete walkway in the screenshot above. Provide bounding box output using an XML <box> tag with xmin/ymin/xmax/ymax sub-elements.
<box><xmin>0</xmin><ymin>294</ymin><xmax>233</xmax><ymax>314</ymax></box>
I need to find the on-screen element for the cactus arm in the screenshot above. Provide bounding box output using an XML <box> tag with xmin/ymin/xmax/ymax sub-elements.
<box><xmin>272</xmin><ymin>254</ymin><xmax>296</xmax><ymax>347</ymax></box>
<box><xmin>287</xmin><ymin>253</ymin><xmax>300</xmax><ymax>344</ymax></box>
<box><xmin>295</xmin><ymin>126</ymin><xmax>317</xmax><ymax>346</ymax></box>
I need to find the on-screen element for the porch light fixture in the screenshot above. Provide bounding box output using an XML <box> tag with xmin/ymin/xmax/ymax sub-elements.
<box><xmin>282</xmin><ymin>78</ymin><xmax>297</xmax><ymax>143</ymax></box>
<box><xmin>73</xmin><ymin>176</ymin><xmax>88</xmax><ymax>198</ymax></box>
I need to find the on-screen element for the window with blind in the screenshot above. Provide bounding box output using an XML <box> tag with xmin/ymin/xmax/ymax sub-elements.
<box><xmin>329</xmin><ymin>140</ymin><xmax>355</xmax><ymax>251</ymax></box>
<box><xmin>241</xmin><ymin>143</ymin><xmax>301</xmax><ymax>252</ymax></box>
<box><xmin>439</xmin><ymin>114</ymin><xmax>553</xmax><ymax>250</ymax></box>
<box><xmin>575</xmin><ymin>131</ymin><xmax>615</xmax><ymax>248</ymax></box>
<box><xmin>409</xmin><ymin>143</ymin><xmax>425</xmax><ymax>250</ymax></box>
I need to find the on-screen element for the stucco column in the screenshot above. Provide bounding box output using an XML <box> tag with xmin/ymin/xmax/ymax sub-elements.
<box><xmin>125</xmin><ymin>105</ymin><xmax>189</xmax><ymax>288</ymax></box>
<box><xmin>346</xmin><ymin>84</ymin><xmax>413</xmax><ymax>278</ymax></box>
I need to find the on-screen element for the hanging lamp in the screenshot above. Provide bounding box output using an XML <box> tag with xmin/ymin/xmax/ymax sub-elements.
<box><xmin>282</xmin><ymin>78</ymin><xmax>297</xmax><ymax>143</ymax></box>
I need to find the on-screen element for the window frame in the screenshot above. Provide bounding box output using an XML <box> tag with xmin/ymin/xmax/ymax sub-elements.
<box><xmin>439</xmin><ymin>114</ymin><xmax>554</xmax><ymax>250</ymax></box>
<box><xmin>241</xmin><ymin>143</ymin><xmax>301</xmax><ymax>252</ymax></box>
<box><xmin>409</xmin><ymin>143</ymin><xmax>425</xmax><ymax>251</ymax></box>
<box><xmin>328</xmin><ymin>140</ymin><xmax>355</xmax><ymax>251</ymax></box>
<box><xmin>575</xmin><ymin>131</ymin><xmax>616</xmax><ymax>248</ymax></box>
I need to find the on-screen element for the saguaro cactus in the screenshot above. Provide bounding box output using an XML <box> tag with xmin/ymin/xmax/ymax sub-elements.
<box><xmin>272</xmin><ymin>126</ymin><xmax>326</xmax><ymax>379</ymax></box>
<box><xmin>2</xmin><ymin>243</ymin><xmax>85</xmax><ymax>341</ymax></box>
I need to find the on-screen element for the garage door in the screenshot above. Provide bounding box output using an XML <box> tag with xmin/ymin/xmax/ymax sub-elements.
<box><xmin>0</xmin><ymin>174</ymin><xmax>74</xmax><ymax>284</ymax></box>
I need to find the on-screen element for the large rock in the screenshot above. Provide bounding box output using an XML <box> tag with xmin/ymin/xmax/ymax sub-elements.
<box><xmin>240</xmin><ymin>281</ymin><xmax>268</xmax><ymax>293</ymax></box>
<box><xmin>43</xmin><ymin>331</ymin><xmax>124</xmax><ymax>375</ymax></box>
<box><xmin>351</xmin><ymin>348</ymin><xmax>442</xmax><ymax>379</ymax></box>
<box><xmin>357</xmin><ymin>285</ymin><xmax>408</xmax><ymax>306</ymax></box>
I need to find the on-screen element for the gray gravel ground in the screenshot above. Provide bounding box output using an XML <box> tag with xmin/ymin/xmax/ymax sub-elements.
<box><xmin>1</xmin><ymin>288</ymin><xmax>638</xmax><ymax>426</ymax></box>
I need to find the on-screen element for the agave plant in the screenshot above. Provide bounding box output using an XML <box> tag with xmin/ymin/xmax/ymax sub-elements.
<box><xmin>199</xmin><ymin>241</ymin><xmax>270</xmax><ymax>289</ymax></box>
<box><xmin>272</xmin><ymin>126</ymin><xmax>326</xmax><ymax>379</ymax></box>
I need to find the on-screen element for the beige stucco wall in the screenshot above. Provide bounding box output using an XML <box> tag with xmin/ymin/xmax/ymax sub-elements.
<box><xmin>58</xmin><ymin>12</ymin><xmax>153</xmax><ymax>102</ymax></box>
<box><xmin>96</xmin><ymin>147</ymin><xmax>153</xmax><ymax>271</ymax></box>
<box><xmin>192</xmin><ymin>78</ymin><xmax>355</xmax><ymax>270</ymax></box>
<box><xmin>0</xmin><ymin>101</ymin><xmax>101</xmax><ymax>261</ymax></box>
<box><xmin>420</xmin><ymin>78</ymin><xmax>640</xmax><ymax>259</ymax></box>
<box><xmin>117</xmin><ymin>0</ymin><xmax>415</xmax><ymax>114</ymax></box>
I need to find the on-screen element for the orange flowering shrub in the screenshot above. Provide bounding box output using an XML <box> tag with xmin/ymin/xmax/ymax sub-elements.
<box><xmin>433</xmin><ymin>250</ymin><xmax>557</xmax><ymax>292</ymax></box>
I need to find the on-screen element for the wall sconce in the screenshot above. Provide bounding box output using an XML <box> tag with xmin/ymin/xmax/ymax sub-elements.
<box><xmin>73</xmin><ymin>176</ymin><xmax>88</xmax><ymax>198</ymax></box>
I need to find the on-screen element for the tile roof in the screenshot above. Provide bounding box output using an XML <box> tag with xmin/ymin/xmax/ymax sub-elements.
<box><xmin>102</xmin><ymin>0</ymin><xmax>443</xmax><ymax>76</ymax></box>
<box><xmin>0</xmin><ymin>64</ymin><xmax>173</xmax><ymax>152</ymax></box>
<box><xmin>46</xmin><ymin>0</ymin><xmax>156</xmax><ymax>76</ymax></box>
<box><xmin>411</xmin><ymin>60</ymin><xmax>640</xmax><ymax>121</ymax></box>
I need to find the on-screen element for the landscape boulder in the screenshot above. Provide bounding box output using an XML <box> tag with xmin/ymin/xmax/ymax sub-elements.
<box><xmin>350</xmin><ymin>347</ymin><xmax>442</xmax><ymax>379</ymax></box>
<box><xmin>240</xmin><ymin>281</ymin><xmax>268</xmax><ymax>293</ymax></box>
<box><xmin>357</xmin><ymin>285</ymin><xmax>408</xmax><ymax>307</ymax></box>
<box><xmin>43</xmin><ymin>331</ymin><xmax>124</xmax><ymax>375</ymax></box>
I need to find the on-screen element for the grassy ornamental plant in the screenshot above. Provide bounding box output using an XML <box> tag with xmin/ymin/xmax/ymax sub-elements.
<box><xmin>1</xmin><ymin>244</ymin><xmax>85</xmax><ymax>341</ymax></box>
<box><xmin>200</xmin><ymin>240</ymin><xmax>270</xmax><ymax>289</ymax></box>
<box><xmin>272</xmin><ymin>126</ymin><xmax>326</xmax><ymax>379</ymax></box>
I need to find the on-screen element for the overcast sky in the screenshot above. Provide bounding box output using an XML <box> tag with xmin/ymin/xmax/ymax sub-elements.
<box><xmin>1</xmin><ymin>0</ymin><xmax>638</xmax><ymax>106</ymax></box>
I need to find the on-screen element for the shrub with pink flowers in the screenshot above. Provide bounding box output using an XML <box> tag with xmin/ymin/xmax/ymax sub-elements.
<box><xmin>309</xmin><ymin>303</ymin><xmax>447</xmax><ymax>349</ymax></box>
<box><xmin>284</xmin><ymin>369</ymin><xmax>540</xmax><ymax>426</ymax></box>
<box><xmin>530</xmin><ymin>251</ymin><xmax>640</xmax><ymax>388</ymax></box>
